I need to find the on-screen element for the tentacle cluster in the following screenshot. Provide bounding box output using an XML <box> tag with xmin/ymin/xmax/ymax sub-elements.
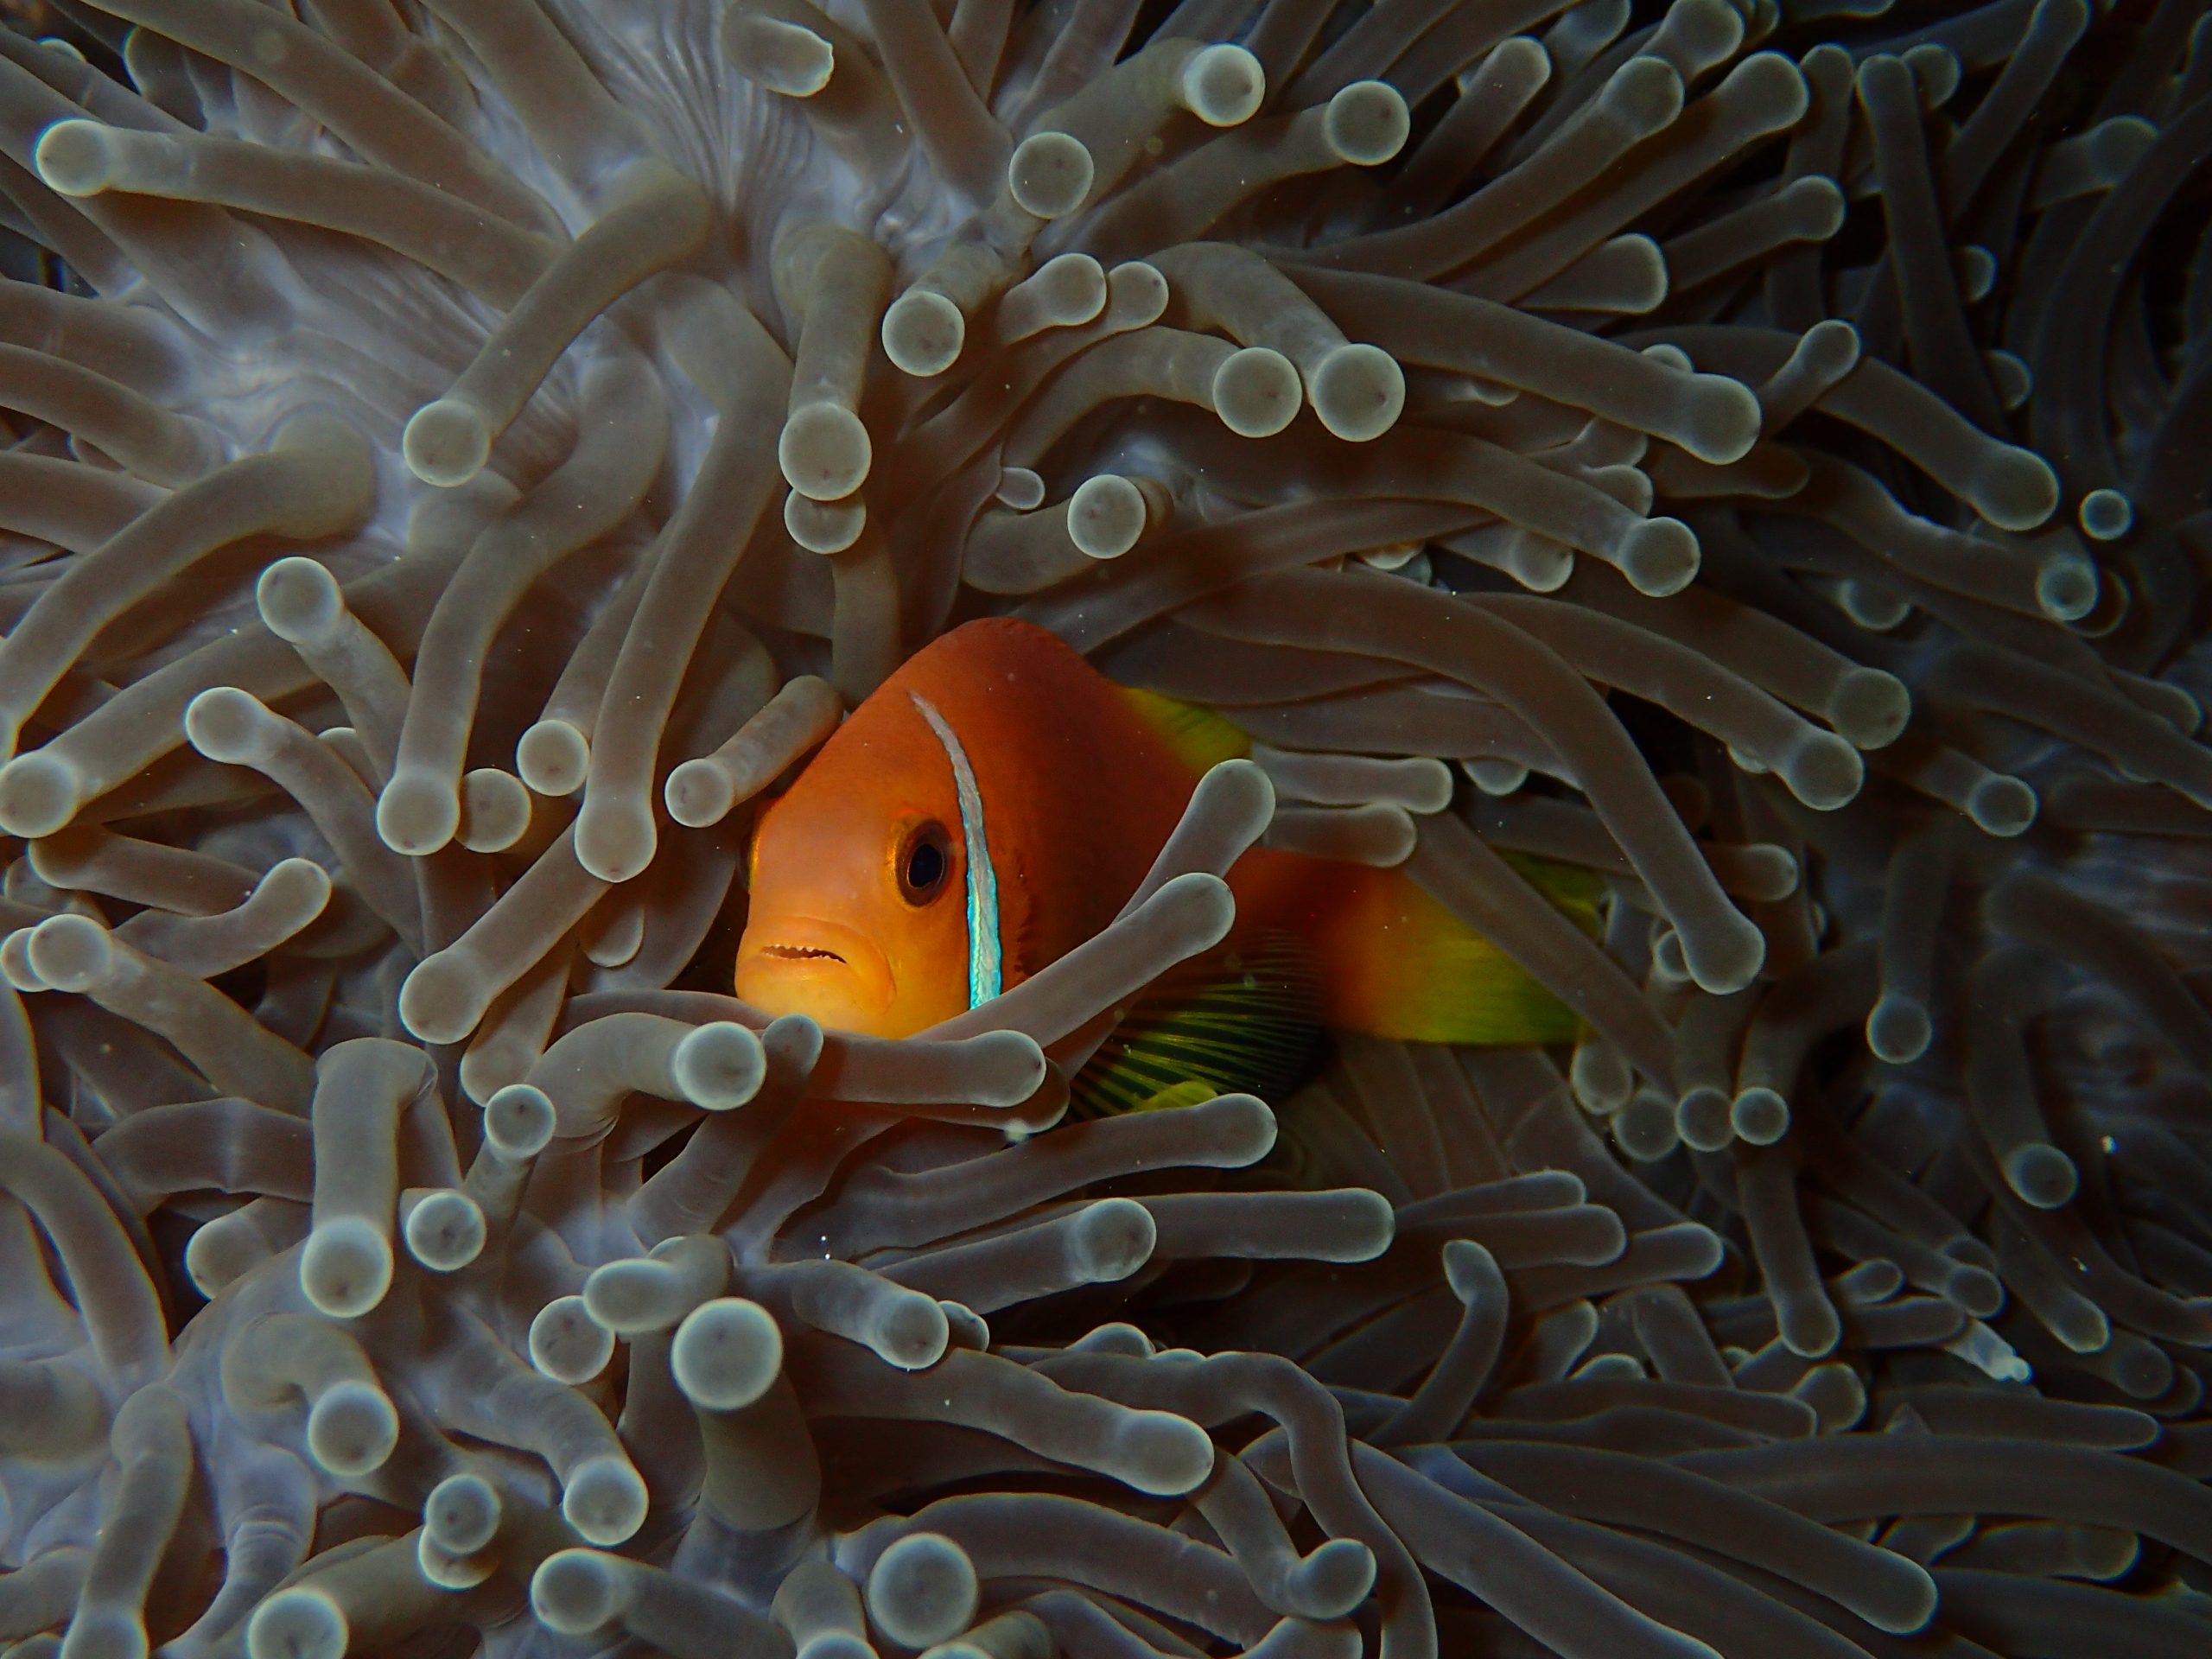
<box><xmin>0</xmin><ymin>0</ymin><xmax>2210</xmax><ymax>1656</ymax></box>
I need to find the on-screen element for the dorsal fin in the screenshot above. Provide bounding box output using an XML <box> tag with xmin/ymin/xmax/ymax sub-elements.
<box><xmin>1118</xmin><ymin>684</ymin><xmax>1253</xmax><ymax>776</ymax></box>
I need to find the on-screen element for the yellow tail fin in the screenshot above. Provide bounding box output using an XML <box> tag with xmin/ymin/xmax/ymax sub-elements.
<box><xmin>1119</xmin><ymin>682</ymin><xmax>1599</xmax><ymax>1047</ymax></box>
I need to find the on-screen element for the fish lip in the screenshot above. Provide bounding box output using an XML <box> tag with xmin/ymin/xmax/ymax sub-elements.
<box><xmin>735</xmin><ymin>916</ymin><xmax>894</xmax><ymax>1011</ymax></box>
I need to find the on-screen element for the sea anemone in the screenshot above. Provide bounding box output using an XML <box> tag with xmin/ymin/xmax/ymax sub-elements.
<box><xmin>0</xmin><ymin>0</ymin><xmax>2209</xmax><ymax>1655</ymax></box>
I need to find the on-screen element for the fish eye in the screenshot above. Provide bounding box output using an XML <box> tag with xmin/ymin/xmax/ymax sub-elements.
<box><xmin>898</xmin><ymin>821</ymin><xmax>954</xmax><ymax>905</ymax></box>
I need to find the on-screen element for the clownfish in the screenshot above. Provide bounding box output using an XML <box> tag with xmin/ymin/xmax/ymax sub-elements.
<box><xmin>735</xmin><ymin>618</ymin><xmax>1596</xmax><ymax>1114</ymax></box>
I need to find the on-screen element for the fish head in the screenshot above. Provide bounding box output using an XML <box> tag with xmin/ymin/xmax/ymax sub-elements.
<box><xmin>734</xmin><ymin>695</ymin><xmax>975</xmax><ymax>1038</ymax></box>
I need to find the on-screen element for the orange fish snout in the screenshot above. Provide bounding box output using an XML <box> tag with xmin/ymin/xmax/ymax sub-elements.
<box><xmin>734</xmin><ymin>914</ymin><xmax>900</xmax><ymax>1035</ymax></box>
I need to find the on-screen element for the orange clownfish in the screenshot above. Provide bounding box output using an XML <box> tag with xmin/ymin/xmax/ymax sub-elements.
<box><xmin>736</xmin><ymin>618</ymin><xmax>1595</xmax><ymax>1114</ymax></box>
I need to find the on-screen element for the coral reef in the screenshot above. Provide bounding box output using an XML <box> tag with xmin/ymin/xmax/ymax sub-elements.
<box><xmin>0</xmin><ymin>1</ymin><xmax>2210</xmax><ymax>1656</ymax></box>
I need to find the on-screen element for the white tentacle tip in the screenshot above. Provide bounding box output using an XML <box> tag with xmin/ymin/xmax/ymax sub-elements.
<box><xmin>0</xmin><ymin>751</ymin><xmax>79</xmax><ymax>838</ymax></box>
<box><xmin>1324</xmin><ymin>81</ymin><xmax>1410</xmax><ymax>165</ymax></box>
<box><xmin>403</xmin><ymin>397</ymin><xmax>493</xmax><ymax>488</ymax></box>
<box><xmin>304</xmin><ymin>1379</ymin><xmax>399</xmax><ymax>1476</ymax></box>
<box><xmin>1179</xmin><ymin>43</ymin><xmax>1264</xmax><ymax>126</ymax></box>
<box><xmin>671</xmin><ymin>1296</ymin><xmax>784</xmax><ymax>1410</ymax></box>
<box><xmin>866</xmin><ymin>1533</ymin><xmax>979</xmax><ymax>1649</ymax></box>
<box><xmin>779</xmin><ymin>403</ymin><xmax>873</xmax><ymax>501</ymax></box>
<box><xmin>25</xmin><ymin>912</ymin><xmax>112</xmax><ymax>993</ymax></box>
<box><xmin>1</xmin><ymin>928</ymin><xmax>47</xmax><ymax>994</ymax></box>
<box><xmin>517</xmin><ymin>719</ymin><xmax>589</xmax><ymax>797</ymax></box>
<box><xmin>376</xmin><ymin>771</ymin><xmax>461</xmax><ymax>856</ymax></box>
<box><xmin>785</xmin><ymin>488</ymin><xmax>867</xmax><ymax>554</ymax></box>
<box><xmin>397</xmin><ymin>952</ymin><xmax>483</xmax><ymax>1046</ymax></box>
<box><xmin>299</xmin><ymin>1217</ymin><xmax>395</xmax><ymax>1319</ymax></box>
<box><xmin>665</xmin><ymin>757</ymin><xmax>738</xmax><ymax>828</ymax></box>
<box><xmin>424</xmin><ymin>1471</ymin><xmax>502</xmax><ymax>1556</ymax></box>
<box><xmin>531</xmin><ymin>1548</ymin><xmax>625</xmax><ymax>1634</ymax></box>
<box><xmin>1212</xmin><ymin>346</ymin><xmax>1301</xmax><ymax>438</ymax></box>
<box><xmin>1311</xmin><ymin>344</ymin><xmax>1404</xmax><ymax>442</ymax></box>
<box><xmin>529</xmin><ymin>1294</ymin><xmax>615</xmax><ymax>1383</ymax></box>
<box><xmin>34</xmin><ymin>118</ymin><xmax>115</xmax><ymax>196</ymax></box>
<box><xmin>562</xmin><ymin>1457</ymin><xmax>648</xmax><ymax>1548</ymax></box>
<box><xmin>1067</xmin><ymin>475</ymin><xmax>1149</xmax><ymax>559</ymax></box>
<box><xmin>246</xmin><ymin>1590</ymin><xmax>346</xmax><ymax>1659</ymax></box>
<box><xmin>883</xmin><ymin>290</ymin><xmax>964</xmax><ymax>378</ymax></box>
<box><xmin>725</xmin><ymin>16</ymin><xmax>835</xmax><ymax>98</ymax></box>
<box><xmin>402</xmin><ymin>1188</ymin><xmax>486</xmax><ymax>1272</ymax></box>
<box><xmin>184</xmin><ymin>686</ymin><xmax>276</xmax><ymax>766</ymax></box>
<box><xmin>255</xmin><ymin>556</ymin><xmax>345</xmax><ymax>644</ymax></box>
<box><xmin>1007</xmin><ymin>130</ymin><xmax>1095</xmax><ymax>219</ymax></box>
<box><xmin>672</xmin><ymin>1020</ymin><xmax>767</xmax><ymax>1109</ymax></box>
<box><xmin>484</xmin><ymin>1083</ymin><xmax>557</xmax><ymax>1159</ymax></box>
<box><xmin>1115</xmin><ymin>1409</ymin><xmax>1214</xmax><ymax>1496</ymax></box>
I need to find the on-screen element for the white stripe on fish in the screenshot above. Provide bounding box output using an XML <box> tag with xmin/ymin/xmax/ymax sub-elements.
<box><xmin>911</xmin><ymin>691</ymin><xmax>1002</xmax><ymax>1009</ymax></box>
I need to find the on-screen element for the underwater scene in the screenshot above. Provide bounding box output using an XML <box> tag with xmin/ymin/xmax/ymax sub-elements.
<box><xmin>0</xmin><ymin>0</ymin><xmax>2209</xmax><ymax>1656</ymax></box>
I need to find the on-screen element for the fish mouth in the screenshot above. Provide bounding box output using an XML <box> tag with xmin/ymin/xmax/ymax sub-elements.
<box><xmin>758</xmin><ymin>943</ymin><xmax>848</xmax><ymax>964</ymax></box>
<box><xmin>734</xmin><ymin>916</ymin><xmax>894</xmax><ymax>1023</ymax></box>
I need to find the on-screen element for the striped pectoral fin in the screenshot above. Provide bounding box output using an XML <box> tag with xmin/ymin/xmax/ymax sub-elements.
<box><xmin>1071</xmin><ymin>934</ymin><xmax>1327</xmax><ymax>1118</ymax></box>
<box><xmin>1314</xmin><ymin>855</ymin><xmax>1599</xmax><ymax>1046</ymax></box>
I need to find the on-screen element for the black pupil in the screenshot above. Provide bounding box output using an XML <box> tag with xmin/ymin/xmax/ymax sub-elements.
<box><xmin>906</xmin><ymin>838</ymin><xmax>945</xmax><ymax>893</ymax></box>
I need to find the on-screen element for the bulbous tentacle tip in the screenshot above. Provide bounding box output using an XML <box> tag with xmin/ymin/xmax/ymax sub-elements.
<box><xmin>1007</xmin><ymin>130</ymin><xmax>1095</xmax><ymax>219</ymax></box>
<box><xmin>0</xmin><ymin>750</ymin><xmax>75</xmax><ymax>838</ymax></box>
<box><xmin>376</xmin><ymin>770</ymin><xmax>461</xmax><ymax>857</ymax></box>
<box><xmin>866</xmin><ymin>1533</ymin><xmax>979</xmax><ymax>1649</ymax></box>
<box><xmin>255</xmin><ymin>556</ymin><xmax>344</xmax><ymax>644</ymax></box>
<box><xmin>1683</xmin><ymin>913</ymin><xmax>1766</xmax><ymax>995</ymax></box>
<box><xmin>34</xmin><ymin>118</ymin><xmax>117</xmax><ymax>197</ymax></box>
<box><xmin>423</xmin><ymin>1472</ymin><xmax>501</xmax><ymax>1557</ymax></box>
<box><xmin>303</xmin><ymin>1379</ymin><xmax>399</xmax><ymax>1475</ymax></box>
<box><xmin>562</xmin><ymin>1457</ymin><xmax>649</xmax><ymax>1548</ymax></box>
<box><xmin>883</xmin><ymin>290</ymin><xmax>964</xmax><ymax>378</ymax></box>
<box><xmin>779</xmin><ymin>403</ymin><xmax>874</xmax><ymax>502</ymax></box>
<box><xmin>484</xmin><ymin>1083</ymin><xmax>557</xmax><ymax>1158</ymax></box>
<box><xmin>1180</xmin><ymin>44</ymin><xmax>1264</xmax><ymax>126</ymax></box>
<box><xmin>532</xmin><ymin>1548</ymin><xmax>623</xmax><ymax>1635</ymax></box>
<box><xmin>517</xmin><ymin>719</ymin><xmax>590</xmax><ymax>797</ymax></box>
<box><xmin>300</xmin><ymin>1217</ymin><xmax>395</xmax><ymax>1320</ymax></box>
<box><xmin>1293</xmin><ymin>1537</ymin><xmax>1378</xmax><ymax>1619</ymax></box>
<box><xmin>671</xmin><ymin>1297</ymin><xmax>785</xmax><ymax>1410</ymax></box>
<box><xmin>26</xmin><ymin>912</ymin><xmax>111</xmax><ymax>994</ymax></box>
<box><xmin>403</xmin><ymin>398</ymin><xmax>493</xmax><ymax>488</ymax></box>
<box><xmin>246</xmin><ymin>1590</ymin><xmax>346</xmax><ymax>1659</ymax></box>
<box><xmin>530</xmin><ymin>1294</ymin><xmax>615</xmax><ymax>1384</ymax></box>
<box><xmin>1067</xmin><ymin>474</ymin><xmax>1148</xmax><ymax>558</ymax></box>
<box><xmin>724</xmin><ymin>16</ymin><xmax>835</xmax><ymax>98</ymax></box>
<box><xmin>1866</xmin><ymin>996</ymin><xmax>1932</xmax><ymax>1065</ymax></box>
<box><xmin>1324</xmin><ymin>81</ymin><xmax>1410</xmax><ymax>166</ymax></box>
<box><xmin>402</xmin><ymin>1189</ymin><xmax>486</xmax><ymax>1271</ymax></box>
<box><xmin>1311</xmin><ymin>344</ymin><xmax>1405</xmax><ymax>442</ymax></box>
<box><xmin>1212</xmin><ymin>347</ymin><xmax>1301</xmax><ymax>437</ymax></box>
<box><xmin>672</xmin><ymin>1020</ymin><xmax>767</xmax><ymax>1109</ymax></box>
<box><xmin>183</xmin><ymin>686</ymin><xmax>276</xmax><ymax>767</ymax></box>
<box><xmin>1617</xmin><ymin>517</ymin><xmax>1701</xmax><ymax>596</ymax></box>
<box><xmin>1967</xmin><ymin>775</ymin><xmax>2037</xmax><ymax>838</ymax></box>
<box><xmin>397</xmin><ymin>954</ymin><xmax>480</xmax><ymax>1047</ymax></box>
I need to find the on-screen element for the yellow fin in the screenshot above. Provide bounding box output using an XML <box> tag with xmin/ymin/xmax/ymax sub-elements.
<box><xmin>1500</xmin><ymin>849</ymin><xmax>1609</xmax><ymax>925</ymax></box>
<box><xmin>1119</xmin><ymin>684</ymin><xmax>1253</xmax><ymax>776</ymax></box>
<box><xmin>1324</xmin><ymin>853</ymin><xmax>1603</xmax><ymax>1046</ymax></box>
<box><xmin>1135</xmin><ymin>1079</ymin><xmax>1222</xmax><ymax>1113</ymax></box>
<box><xmin>1072</xmin><ymin>934</ymin><xmax>1324</xmax><ymax>1117</ymax></box>
<box><xmin>1379</xmin><ymin>931</ymin><xmax>1584</xmax><ymax>1046</ymax></box>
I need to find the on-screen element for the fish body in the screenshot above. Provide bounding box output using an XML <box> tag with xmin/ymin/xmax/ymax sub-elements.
<box><xmin>736</xmin><ymin>619</ymin><xmax>1586</xmax><ymax>1094</ymax></box>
